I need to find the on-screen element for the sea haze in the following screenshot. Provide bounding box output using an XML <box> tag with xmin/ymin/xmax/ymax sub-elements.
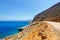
<box><xmin>0</xmin><ymin>21</ymin><xmax>31</xmax><ymax>38</ymax></box>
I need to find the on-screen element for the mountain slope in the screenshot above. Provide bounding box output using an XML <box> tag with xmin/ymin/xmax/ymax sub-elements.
<box><xmin>33</xmin><ymin>2</ymin><xmax>60</xmax><ymax>22</ymax></box>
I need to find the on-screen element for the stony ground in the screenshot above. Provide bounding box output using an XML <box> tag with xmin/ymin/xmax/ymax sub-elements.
<box><xmin>2</xmin><ymin>21</ymin><xmax>60</xmax><ymax>40</ymax></box>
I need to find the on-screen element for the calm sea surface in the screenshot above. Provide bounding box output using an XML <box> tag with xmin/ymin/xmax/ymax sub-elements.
<box><xmin>0</xmin><ymin>21</ymin><xmax>30</xmax><ymax>38</ymax></box>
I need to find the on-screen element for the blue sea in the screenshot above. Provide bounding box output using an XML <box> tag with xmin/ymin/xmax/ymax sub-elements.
<box><xmin>0</xmin><ymin>21</ymin><xmax>30</xmax><ymax>38</ymax></box>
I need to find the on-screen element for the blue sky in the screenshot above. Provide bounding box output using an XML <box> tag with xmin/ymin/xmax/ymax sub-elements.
<box><xmin>0</xmin><ymin>0</ymin><xmax>60</xmax><ymax>21</ymax></box>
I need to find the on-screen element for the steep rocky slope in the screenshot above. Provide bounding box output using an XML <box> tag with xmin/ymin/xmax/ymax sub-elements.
<box><xmin>3</xmin><ymin>21</ymin><xmax>60</xmax><ymax>40</ymax></box>
<box><xmin>33</xmin><ymin>2</ymin><xmax>60</xmax><ymax>22</ymax></box>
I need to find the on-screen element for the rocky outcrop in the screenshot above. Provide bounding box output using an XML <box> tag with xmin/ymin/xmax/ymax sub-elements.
<box><xmin>33</xmin><ymin>2</ymin><xmax>60</xmax><ymax>22</ymax></box>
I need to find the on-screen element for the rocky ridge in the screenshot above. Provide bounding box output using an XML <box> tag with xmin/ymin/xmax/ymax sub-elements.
<box><xmin>33</xmin><ymin>2</ymin><xmax>60</xmax><ymax>22</ymax></box>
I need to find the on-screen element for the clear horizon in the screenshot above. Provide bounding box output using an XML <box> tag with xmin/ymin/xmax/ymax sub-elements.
<box><xmin>0</xmin><ymin>0</ymin><xmax>60</xmax><ymax>21</ymax></box>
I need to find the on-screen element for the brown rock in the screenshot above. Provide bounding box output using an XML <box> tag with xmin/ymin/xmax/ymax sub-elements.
<box><xmin>3</xmin><ymin>21</ymin><xmax>59</xmax><ymax>40</ymax></box>
<box><xmin>33</xmin><ymin>2</ymin><xmax>60</xmax><ymax>22</ymax></box>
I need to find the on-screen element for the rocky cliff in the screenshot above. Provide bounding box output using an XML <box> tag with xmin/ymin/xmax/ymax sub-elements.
<box><xmin>33</xmin><ymin>2</ymin><xmax>60</xmax><ymax>22</ymax></box>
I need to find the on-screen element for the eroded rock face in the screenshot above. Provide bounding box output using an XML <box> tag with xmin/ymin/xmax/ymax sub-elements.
<box><xmin>33</xmin><ymin>2</ymin><xmax>60</xmax><ymax>22</ymax></box>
